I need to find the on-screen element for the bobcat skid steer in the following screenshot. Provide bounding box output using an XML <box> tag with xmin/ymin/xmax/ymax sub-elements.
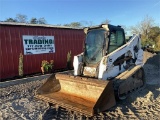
<box><xmin>36</xmin><ymin>24</ymin><xmax>145</xmax><ymax>117</ymax></box>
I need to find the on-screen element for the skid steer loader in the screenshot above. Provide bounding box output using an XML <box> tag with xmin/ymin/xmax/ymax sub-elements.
<box><xmin>36</xmin><ymin>24</ymin><xmax>145</xmax><ymax>117</ymax></box>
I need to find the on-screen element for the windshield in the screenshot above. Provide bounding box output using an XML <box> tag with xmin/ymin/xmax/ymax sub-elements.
<box><xmin>84</xmin><ymin>29</ymin><xmax>106</xmax><ymax>65</ymax></box>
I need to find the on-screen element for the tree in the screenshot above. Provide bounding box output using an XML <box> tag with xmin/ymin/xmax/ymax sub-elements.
<box><xmin>16</xmin><ymin>14</ymin><xmax>27</xmax><ymax>23</ymax></box>
<box><xmin>70</xmin><ymin>22</ymin><xmax>82</xmax><ymax>27</ymax></box>
<box><xmin>130</xmin><ymin>15</ymin><xmax>160</xmax><ymax>50</ymax></box>
<box><xmin>149</xmin><ymin>27</ymin><xmax>160</xmax><ymax>50</ymax></box>
<box><xmin>148</xmin><ymin>26</ymin><xmax>160</xmax><ymax>42</ymax></box>
<box><xmin>130</xmin><ymin>16</ymin><xmax>154</xmax><ymax>41</ymax></box>
<box><xmin>80</xmin><ymin>21</ymin><xmax>94</xmax><ymax>27</ymax></box>
<box><xmin>30</xmin><ymin>17</ymin><xmax>38</xmax><ymax>24</ymax></box>
<box><xmin>4</xmin><ymin>18</ymin><xmax>17</xmax><ymax>22</ymax></box>
<box><xmin>38</xmin><ymin>17</ymin><xmax>46</xmax><ymax>24</ymax></box>
<box><xmin>155</xmin><ymin>35</ymin><xmax>160</xmax><ymax>49</ymax></box>
<box><xmin>3</xmin><ymin>15</ymin><xmax>47</xmax><ymax>24</ymax></box>
<box><xmin>101</xmin><ymin>19</ymin><xmax>111</xmax><ymax>24</ymax></box>
<box><xmin>64</xmin><ymin>22</ymin><xmax>82</xmax><ymax>28</ymax></box>
<box><xmin>56</xmin><ymin>24</ymin><xmax>62</xmax><ymax>26</ymax></box>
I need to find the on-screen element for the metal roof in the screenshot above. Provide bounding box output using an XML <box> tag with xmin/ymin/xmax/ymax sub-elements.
<box><xmin>0</xmin><ymin>22</ymin><xmax>82</xmax><ymax>30</ymax></box>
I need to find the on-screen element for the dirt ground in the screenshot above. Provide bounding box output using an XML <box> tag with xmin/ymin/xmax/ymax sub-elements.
<box><xmin>0</xmin><ymin>51</ymin><xmax>160</xmax><ymax>120</ymax></box>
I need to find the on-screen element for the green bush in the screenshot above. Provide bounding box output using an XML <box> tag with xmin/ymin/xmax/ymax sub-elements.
<box><xmin>41</xmin><ymin>60</ymin><xmax>54</xmax><ymax>72</ymax></box>
<box><xmin>18</xmin><ymin>53</ymin><xmax>23</xmax><ymax>76</ymax></box>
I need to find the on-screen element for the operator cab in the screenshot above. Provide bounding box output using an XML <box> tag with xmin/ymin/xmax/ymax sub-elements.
<box><xmin>83</xmin><ymin>24</ymin><xmax>126</xmax><ymax>77</ymax></box>
<box><xmin>84</xmin><ymin>24</ymin><xmax>125</xmax><ymax>66</ymax></box>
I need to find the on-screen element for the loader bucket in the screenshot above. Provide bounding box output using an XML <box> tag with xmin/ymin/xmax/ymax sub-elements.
<box><xmin>36</xmin><ymin>71</ymin><xmax>116</xmax><ymax>116</ymax></box>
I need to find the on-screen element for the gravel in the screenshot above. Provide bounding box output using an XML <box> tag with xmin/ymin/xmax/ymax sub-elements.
<box><xmin>0</xmin><ymin>52</ymin><xmax>160</xmax><ymax>120</ymax></box>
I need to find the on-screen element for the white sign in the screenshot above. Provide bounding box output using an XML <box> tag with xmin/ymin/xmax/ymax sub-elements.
<box><xmin>22</xmin><ymin>35</ymin><xmax>55</xmax><ymax>55</ymax></box>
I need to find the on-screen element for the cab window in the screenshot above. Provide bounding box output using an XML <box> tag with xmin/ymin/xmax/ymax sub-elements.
<box><xmin>116</xmin><ymin>31</ymin><xmax>124</xmax><ymax>46</ymax></box>
<box><xmin>108</xmin><ymin>30</ymin><xmax>124</xmax><ymax>53</ymax></box>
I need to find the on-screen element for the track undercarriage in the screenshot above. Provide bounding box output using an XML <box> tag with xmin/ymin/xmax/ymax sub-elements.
<box><xmin>113</xmin><ymin>65</ymin><xmax>145</xmax><ymax>100</ymax></box>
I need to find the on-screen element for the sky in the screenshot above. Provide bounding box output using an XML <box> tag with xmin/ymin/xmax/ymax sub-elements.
<box><xmin>0</xmin><ymin>0</ymin><xmax>160</xmax><ymax>28</ymax></box>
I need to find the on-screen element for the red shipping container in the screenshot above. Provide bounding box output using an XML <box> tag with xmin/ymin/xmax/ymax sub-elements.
<box><xmin>0</xmin><ymin>22</ymin><xmax>85</xmax><ymax>80</ymax></box>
